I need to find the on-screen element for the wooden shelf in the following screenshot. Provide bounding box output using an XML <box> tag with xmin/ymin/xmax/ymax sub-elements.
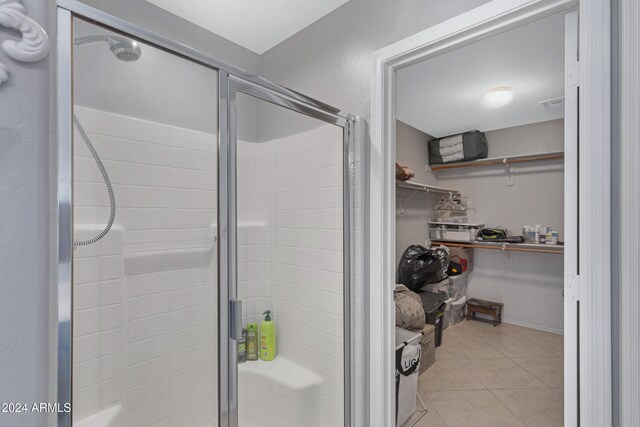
<box><xmin>396</xmin><ymin>180</ymin><xmax>460</xmax><ymax>196</ymax></box>
<box><xmin>432</xmin><ymin>240</ymin><xmax>564</xmax><ymax>255</ymax></box>
<box><xmin>428</xmin><ymin>151</ymin><xmax>564</xmax><ymax>171</ymax></box>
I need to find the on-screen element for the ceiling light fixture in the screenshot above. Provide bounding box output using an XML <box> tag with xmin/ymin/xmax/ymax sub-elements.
<box><xmin>482</xmin><ymin>87</ymin><xmax>513</xmax><ymax>108</ymax></box>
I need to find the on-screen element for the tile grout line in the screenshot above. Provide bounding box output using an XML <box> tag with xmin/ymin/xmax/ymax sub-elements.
<box><xmin>420</xmin><ymin>321</ymin><xmax>564</xmax><ymax>426</ymax></box>
<box><xmin>417</xmin><ymin>388</ymin><xmax>447</xmax><ymax>427</ymax></box>
<box><xmin>487</xmin><ymin>388</ymin><xmax>526</xmax><ymax>425</ymax></box>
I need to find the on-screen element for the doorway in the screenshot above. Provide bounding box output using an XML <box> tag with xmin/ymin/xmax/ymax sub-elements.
<box><xmin>369</xmin><ymin>0</ymin><xmax>612</xmax><ymax>426</ymax></box>
<box><xmin>394</xmin><ymin>11</ymin><xmax>568</xmax><ymax>426</ymax></box>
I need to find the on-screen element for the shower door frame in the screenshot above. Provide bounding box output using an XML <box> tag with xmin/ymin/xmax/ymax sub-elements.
<box><xmin>222</xmin><ymin>74</ymin><xmax>354</xmax><ymax>427</ymax></box>
<box><xmin>55</xmin><ymin>2</ymin><xmax>356</xmax><ymax>427</ymax></box>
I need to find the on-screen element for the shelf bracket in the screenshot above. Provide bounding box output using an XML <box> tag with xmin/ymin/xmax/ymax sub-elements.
<box><xmin>502</xmin><ymin>245</ymin><xmax>514</xmax><ymax>267</ymax></box>
<box><xmin>503</xmin><ymin>158</ymin><xmax>515</xmax><ymax>186</ymax></box>
<box><xmin>398</xmin><ymin>190</ymin><xmax>418</xmax><ymax>215</ymax></box>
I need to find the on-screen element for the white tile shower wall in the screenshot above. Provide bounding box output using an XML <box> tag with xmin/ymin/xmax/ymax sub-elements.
<box><xmin>237</xmin><ymin>139</ymin><xmax>275</xmax><ymax>328</ymax></box>
<box><xmin>237</xmin><ymin>124</ymin><xmax>345</xmax><ymax>426</ymax></box>
<box><xmin>72</xmin><ymin>106</ymin><xmax>217</xmax><ymax>427</ymax></box>
<box><xmin>271</xmin><ymin>125</ymin><xmax>345</xmax><ymax>426</ymax></box>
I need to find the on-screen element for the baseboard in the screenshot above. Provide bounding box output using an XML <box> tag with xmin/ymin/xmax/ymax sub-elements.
<box><xmin>500</xmin><ymin>318</ymin><xmax>564</xmax><ymax>335</ymax></box>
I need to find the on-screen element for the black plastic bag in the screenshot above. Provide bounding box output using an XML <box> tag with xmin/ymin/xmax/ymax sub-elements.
<box><xmin>397</xmin><ymin>245</ymin><xmax>449</xmax><ymax>292</ymax></box>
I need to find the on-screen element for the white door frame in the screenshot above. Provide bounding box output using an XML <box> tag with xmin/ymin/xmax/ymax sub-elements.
<box><xmin>368</xmin><ymin>0</ymin><xmax>612</xmax><ymax>426</ymax></box>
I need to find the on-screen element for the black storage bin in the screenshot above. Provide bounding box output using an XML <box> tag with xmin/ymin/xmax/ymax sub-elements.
<box><xmin>428</xmin><ymin>130</ymin><xmax>488</xmax><ymax>165</ymax></box>
<box><xmin>418</xmin><ymin>291</ymin><xmax>447</xmax><ymax>347</ymax></box>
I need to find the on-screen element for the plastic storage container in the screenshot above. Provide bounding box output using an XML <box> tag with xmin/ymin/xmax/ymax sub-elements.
<box><xmin>442</xmin><ymin>297</ymin><xmax>454</xmax><ymax>330</ymax></box>
<box><xmin>429</xmin><ymin>222</ymin><xmax>485</xmax><ymax>242</ymax></box>
<box><xmin>431</xmin><ymin>196</ymin><xmax>468</xmax><ymax>223</ymax></box>
<box><xmin>395</xmin><ymin>328</ymin><xmax>426</xmax><ymax>426</ymax></box>
<box><xmin>449</xmin><ymin>295</ymin><xmax>468</xmax><ymax>325</ymax></box>
<box><xmin>448</xmin><ymin>272</ymin><xmax>469</xmax><ymax>300</ymax></box>
<box><xmin>449</xmin><ymin>247</ymin><xmax>474</xmax><ymax>273</ymax></box>
<box><xmin>418</xmin><ymin>291</ymin><xmax>447</xmax><ymax>347</ymax></box>
<box><xmin>419</xmin><ymin>277</ymin><xmax>450</xmax><ymax>295</ymax></box>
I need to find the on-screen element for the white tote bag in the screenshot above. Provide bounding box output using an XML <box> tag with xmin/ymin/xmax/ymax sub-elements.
<box><xmin>395</xmin><ymin>329</ymin><xmax>422</xmax><ymax>426</ymax></box>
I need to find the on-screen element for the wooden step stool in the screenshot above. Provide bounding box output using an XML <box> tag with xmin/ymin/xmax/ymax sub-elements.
<box><xmin>466</xmin><ymin>298</ymin><xmax>504</xmax><ymax>326</ymax></box>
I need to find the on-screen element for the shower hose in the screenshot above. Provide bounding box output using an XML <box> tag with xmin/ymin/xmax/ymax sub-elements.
<box><xmin>73</xmin><ymin>114</ymin><xmax>116</xmax><ymax>246</ymax></box>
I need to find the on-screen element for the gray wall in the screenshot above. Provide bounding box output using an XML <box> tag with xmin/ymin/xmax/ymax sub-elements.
<box><xmin>395</xmin><ymin>121</ymin><xmax>436</xmax><ymax>185</ymax></box>
<box><xmin>437</xmin><ymin>120</ymin><xmax>565</xmax><ymax>333</ymax></box>
<box><xmin>395</xmin><ymin>121</ymin><xmax>439</xmax><ymax>266</ymax></box>
<box><xmin>438</xmin><ymin>119</ymin><xmax>565</xmax><ymax>238</ymax></box>
<box><xmin>260</xmin><ymin>0</ymin><xmax>492</xmax><ymax>118</ymax></box>
<box><xmin>0</xmin><ymin>1</ymin><xmax>51</xmax><ymax>426</ymax></box>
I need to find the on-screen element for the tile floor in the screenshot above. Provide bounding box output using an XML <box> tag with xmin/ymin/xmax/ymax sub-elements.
<box><xmin>408</xmin><ymin>320</ymin><xmax>564</xmax><ymax>427</ymax></box>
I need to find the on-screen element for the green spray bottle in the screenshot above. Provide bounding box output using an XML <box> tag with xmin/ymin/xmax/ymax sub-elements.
<box><xmin>260</xmin><ymin>310</ymin><xmax>276</xmax><ymax>361</ymax></box>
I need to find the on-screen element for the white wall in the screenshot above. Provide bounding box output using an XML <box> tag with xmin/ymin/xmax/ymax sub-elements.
<box><xmin>0</xmin><ymin>1</ymin><xmax>51</xmax><ymax>426</ymax></box>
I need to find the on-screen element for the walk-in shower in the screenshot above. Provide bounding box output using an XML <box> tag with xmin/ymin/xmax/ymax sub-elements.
<box><xmin>58</xmin><ymin>7</ymin><xmax>356</xmax><ymax>427</ymax></box>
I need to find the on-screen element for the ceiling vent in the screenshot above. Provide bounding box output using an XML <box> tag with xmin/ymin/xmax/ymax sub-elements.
<box><xmin>538</xmin><ymin>96</ymin><xmax>565</xmax><ymax>109</ymax></box>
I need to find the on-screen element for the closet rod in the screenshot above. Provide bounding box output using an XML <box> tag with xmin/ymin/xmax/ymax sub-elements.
<box><xmin>429</xmin><ymin>151</ymin><xmax>564</xmax><ymax>171</ymax></box>
<box><xmin>396</xmin><ymin>180</ymin><xmax>461</xmax><ymax>196</ymax></box>
<box><xmin>431</xmin><ymin>240</ymin><xmax>564</xmax><ymax>255</ymax></box>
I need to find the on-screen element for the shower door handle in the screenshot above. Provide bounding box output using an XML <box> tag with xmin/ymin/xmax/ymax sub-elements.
<box><xmin>229</xmin><ymin>299</ymin><xmax>242</xmax><ymax>340</ymax></box>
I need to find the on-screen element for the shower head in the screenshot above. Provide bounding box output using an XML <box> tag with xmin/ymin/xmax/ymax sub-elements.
<box><xmin>109</xmin><ymin>39</ymin><xmax>141</xmax><ymax>62</ymax></box>
<box><xmin>74</xmin><ymin>35</ymin><xmax>142</xmax><ymax>62</ymax></box>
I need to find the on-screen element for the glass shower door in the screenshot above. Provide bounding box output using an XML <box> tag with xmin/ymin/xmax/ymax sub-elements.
<box><xmin>226</xmin><ymin>79</ymin><xmax>350</xmax><ymax>427</ymax></box>
<box><xmin>70</xmin><ymin>18</ymin><xmax>219</xmax><ymax>427</ymax></box>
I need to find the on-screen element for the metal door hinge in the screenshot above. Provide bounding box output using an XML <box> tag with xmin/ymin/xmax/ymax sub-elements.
<box><xmin>565</xmin><ymin>274</ymin><xmax>580</xmax><ymax>301</ymax></box>
<box><xmin>568</xmin><ymin>61</ymin><xmax>580</xmax><ymax>87</ymax></box>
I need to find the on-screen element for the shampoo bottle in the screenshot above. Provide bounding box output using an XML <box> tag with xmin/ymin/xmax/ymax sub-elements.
<box><xmin>260</xmin><ymin>310</ymin><xmax>276</xmax><ymax>361</ymax></box>
<box><xmin>237</xmin><ymin>327</ymin><xmax>247</xmax><ymax>363</ymax></box>
<box><xmin>247</xmin><ymin>323</ymin><xmax>258</xmax><ymax>361</ymax></box>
